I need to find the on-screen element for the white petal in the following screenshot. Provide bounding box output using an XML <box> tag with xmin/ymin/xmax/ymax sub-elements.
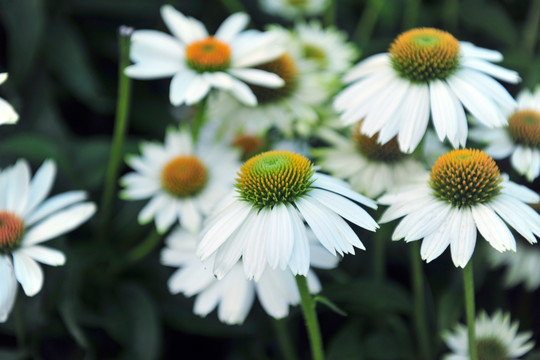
<box><xmin>25</xmin><ymin>191</ymin><xmax>87</xmax><ymax>226</ymax></box>
<box><xmin>398</xmin><ymin>83</ymin><xmax>430</xmax><ymax>153</ymax></box>
<box><xmin>242</xmin><ymin>208</ymin><xmax>271</xmax><ymax>281</ymax></box>
<box><xmin>160</xmin><ymin>5</ymin><xmax>207</xmax><ymax>44</ymax></box>
<box><xmin>265</xmin><ymin>203</ymin><xmax>294</xmax><ymax>270</ymax></box>
<box><xmin>0</xmin><ymin>97</ymin><xmax>19</xmax><ymax>125</ymax></box>
<box><xmin>125</xmin><ymin>63</ymin><xmax>183</xmax><ymax>79</ymax></box>
<box><xmin>169</xmin><ymin>71</ymin><xmax>198</xmax><ymax>106</ymax></box>
<box><xmin>155</xmin><ymin>198</ymin><xmax>178</xmax><ymax>233</ymax></box>
<box><xmin>184</xmin><ymin>77</ymin><xmax>211</xmax><ymax>105</ymax></box>
<box><xmin>343</xmin><ymin>53</ymin><xmax>391</xmax><ymax>83</ymax></box>
<box><xmin>256</xmin><ymin>269</ymin><xmax>296</xmax><ymax>319</ymax></box>
<box><xmin>19</xmin><ymin>246</ymin><xmax>66</xmax><ymax>266</ymax></box>
<box><xmin>311</xmin><ymin>172</ymin><xmax>377</xmax><ymax>209</ymax></box>
<box><xmin>286</xmin><ymin>205</ymin><xmax>310</xmax><ymax>276</ymax></box>
<box><xmin>461</xmin><ymin>57</ymin><xmax>521</xmax><ymax>83</ymax></box>
<box><xmin>218</xmin><ymin>266</ymin><xmax>255</xmax><ymax>324</ymax></box>
<box><xmin>23</xmin><ymin>160</ymin><xmax>56</xmax><ymax>217</ymax></box>
<box><xmin>228</xmin><ymin>68</ymin><xmax>284</xmax><ymax>88</ymax></box>
<box><xmin>5</xmin><ymin>160</ymin><xmax>30</xmax><ymax>214</ymax></box>
<box><xmin>430</xmin><ymin>80</ymin><xmax>456</xmax><ymax>146</ymax></box>
<box><xmin>460</xmin><ymin>42</ymin><xmax>503</xmax><ymax>62</ymax></box>
<box><xmin>228</xmin><ymin>77</ymin><xmax>257</xmax><ymax>106</ymax></box>
<box><xmin>471</xmin><ymin>203</ymin><xmax>516</xmax><ymax>252</ymax></box>
<box><xmin>179</xmin><ymin>199</ymin><xmax>202</xmax><ymax>234</ymax></box>
<box><xmin>449</xmin><ymin>208</ymin><xmax>477</xmax><ymax>268</ymax></box>
<box><xmin>129</xmin><ymin>29</ymin><xmax>184</xmax><ymax>64</ymax></box>
<box><xmin>511</xmin><ymin>146</ymin><xmax>532</xmax><ymax>175</ymax></box>
<box><xmin>489</xmin><ymin>195</ymin><xmax>538</xmax><ymax>243</ymax></box>
<box><xmin>13</xmin><ymin>252</ymin><xmax>44</xmax><ymax>297</ymax></box>
<box><xmin>501</xmin><ymin>178</ymin><xmax>540</xmax><ymax>203</ymax></box>
<box><xmin>0</xmin><ymin>255</ymin><xmax>17</xmax><ymax>323</ymax></box>
<box><xmin>215</xmin><ymin>13</ymin><xmax>249</xmax><ymax>42</ymax></box>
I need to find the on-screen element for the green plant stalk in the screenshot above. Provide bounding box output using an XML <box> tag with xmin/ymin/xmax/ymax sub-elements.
<box><xmin>403</xmin><ymin>0</ymin><xmax>420</xmax><ymax>29</ymax></box>
<box><xmin>295</xmin><ymin>275</ymin><xmax>325</xmax><ymax>360</ymax></box>
<box><xmin>98</xmin><ymin>27</ymin><xmax>133</xmax><ymax>239</ymax></box>
<box><xmin>411</xmin><ymin>242</ymin><xmax>431</xmax><ymax>360</ymax></box>
<box><xmin>373</xmin><ymin>230</ymin><xmax>386</xmax><ymax>282</ymax></box>
<box><xmin>273</xmin><ymin>318</ymin><xmax>299</xmax><ymax>360</ymax></box>
<box><xmin>191</xmin><ymin>96</ymin><xmax>208</xmax><ymax>144</ymax></box>
<box><xmin>522</xmin><ymin>0</ymin><xmax>540</xmax><ymax>57</ymax></box>
<box><xmin>126</xmin><ymin>230</ymin><xmax>161</xmax><ymax>263</ymax></box>
<box><xmin>354</xmin><ymin>0</ymin><xmax>386</xmax><ymax>46</ymax></box>
<box><xmin>323</xmin><ymin>0</ymin><xmax>336</xmax><ymax>27</ymax></box>
<box><xmin>463</xmin><ymin>262</ymin><xmax>478</xmax><ymax>360</ymax></box>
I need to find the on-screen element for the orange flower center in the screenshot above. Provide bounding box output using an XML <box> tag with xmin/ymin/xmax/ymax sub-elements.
<box><xmin>507</xmin><ymin>110</ymin><xmax>540</xmax><ymax>147</ymax></box>
<box><xmin>161</xmin><ymin>156</ymin><xmax>208</xmax><ymax>197</ymax></box>
<box><xmin>0</xmin><ymin>211</ymin><xmax>24</xmax><ymax>253</ymax></box>
<box><xmin>186</xmin><ymin>37</ymin><xmax>231</xmax><ymax>72</ymax></box>
<box><xmin>353</xmin><ymin>122</ymin><xmax>406</xmax><ymax>162</ymax></box>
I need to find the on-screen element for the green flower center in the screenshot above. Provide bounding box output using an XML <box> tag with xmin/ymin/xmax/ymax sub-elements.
<box><xmin>353</xmin><ymin>122</ymin><xmax>407</xmax><ymax>162</ymax></box>
<box><xmin>389</xmin><ymin>28</ymin><xmax>460</xmax><ymax>83</ymax></box>
<box><xmin>186</xmin><ymin>37</ymin><xmax>231</xmax><ymax>73</ymax></box>
<box><xmin>303</xmin><ymin>44</ymin><xmax>328</xmax><ymax>67</ymax></box>
<box><xmin>161</xmin><ymin>155</ymin><xmax>208</xmax><ymax>197</ymax></box>
<box><xmin>507</xmin><ymin>110</ymin><xmax>540</xmax><ymax>147</ymax></box>
<box><xmin>0</xmin><ymin>211</ymin><xmax>24</xmax><ymax>254</ymax></box>
<box><xmin>477</xmin><ymin>337</ymin><xmax>508</xmax><ymax>360</ymax></box>
<box><xmin>249</xmin><ymin>54</ymin><xmax>298</xmax><ymax>105</ymax></box>
<box><xmin>236</xmin><ymin>150</ymin><xmax>314</xmax><ymax>209</ymax></box>
<box><xmin>430</xmin><ymin>149</ymin><xmax>502</xmax><ymax>207</ymax></box>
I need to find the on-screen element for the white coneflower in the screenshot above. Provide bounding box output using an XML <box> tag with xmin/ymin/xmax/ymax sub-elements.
<box><xmin>0</xmin><ymin>73</ymin><xmax>19</xmax><ymax>125</ymax></box>
<box><xmin>335</xmin><ymin>28</ymin><xmax>519</xmax><ymax>153</ymax></box>
<box><xmin>258</xmin><ymin>0</ymin><xmax>329</xmax><ymax>20</ymax></box>
<box><xmin>488</xmin><ymin>242</ymin><xmax>540</xmax><ymax>291</ymax></box>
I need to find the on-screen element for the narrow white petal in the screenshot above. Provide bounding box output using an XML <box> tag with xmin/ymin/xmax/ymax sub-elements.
<box><xmin>420</xmin><ymin>209</ymin><xmax>455</xmax><ymax>263</ymax></box>
<box><xmin>23</xmin><ymin>160</ymin><xmax>56</xmax><ymax>217</ymax></box>
<box><xmin>449</xmin><ymin>208</ymin><xmax>477</xmax><ymax>268</ymax></box>
<box><xmin>511</xmin><ymin>146</ymin><xmax>532</xmax><ymax>175</ymax></box>
<box><xmin>0</xmin><ymin>98</ymin><xmax>19</xmax><ymax>125</ymax></box>
<box><xmin>0</xmin><ymin>255</ymin><xmax>17</xmax><ymax>323</ymax></box>
<box><xmin>459</xmin><ymin>42</ymin><xmax>503</xmax><ymax>62</ymax></box>
<box><xmin>398</xmin><ymin>83</ymin><xmax>430</xmax><ymax>153</ymax></box>
<box><xmin>193</xmin><ymin>281</ymin><xmax>224</xmax><ymax>317</ymax></box>
<box><xmin>215</xmin><ymin>13</ymin><xmax>249</xmax><ymax>42</ymax></box>
<box><xmin>129</xmin><ymin>30</ymin><xmax>184</xmax><ymax>64</ymax></box>
<box><xmin>343</xmin><ymin>53</ymin><xmax>391</xmax><ymax>83</ymax></box>
<box><xmin>160</xmin><ymin>5</ymin><xmax>207</xmax><ymax>44</ymax></box>
<box><xmin>13</xmin><ymin>252</ymin><xmax>44</xmax><ymax>297</ymax></box>
<box><xmin>489</xmin><ymin>195</ymin><xmax>537</xmax><ymax>243</ymax></box>
<box><xmin>169</xmin><ymin>70</ymin><xmax>198</xmax><ymax>106</ymax></box>
<box><xmin>311</xmin><ymin>173</ymin><xmax>377</xmax><ymax>209</ymax></box>
<box><xmin>6</xmin><ymin>160</ymin><xmax>30</xmax><ymax>214</ymax></box>
<box><xmin>20</xmin><ymin>246</ymin><xmax>66</xmax><ymax>266</ymax></box>
<box><xmin>229</xmin><ymin>68</ymin><xmax>284</xmax><ymax>88</ymax></box>
<box><xmin>25</xmin><ymin>191</ymin><xmax>87</xmax><ymax>226</ymax></box>
<box><xmin>461</xmin><ymin>57</ymin><xmax>521</xmax><ymax>83</ymax></box>
<box><xmin>218</xmin><ymin>266</ymin><xmax>254</xmax><ymax>324</ymax></box>
<box><xmin>256</xmin><ymin>269</ymin><xmax>296</xmax><ymax>319</ymax></box>
<box><xmin>501</xmin><ymin>178</ymin><xmax>540</xmax><ymax>204</ymax></box>
<box><xmin>287</xmin><ymin>205</ymin><xmax>310</xmax><ymax>276</ymax></box>
<box><xmin>242</xmin><ymin>208</ymin><xmax>270</xmax><ymax>280</ymax></box>
<box><xmin>265</xmin><ymin>203</ymin><xmax>294</xmax><ymax>270</ymax></box>
<box><xmin>138</xmin><ymin>194</ymin><xmax>169</xmax><ymax>225</ymax></box>
<box><xmin>124</xmin><ymin>62</ymin><xmax>182</xmax><ymax>79</ymax></box>
<box><xmin>179</xmin><ymin>199</ymin><xmax>202</xmax><ymax>233</ymax></box>
<box><xmin>471</xmin><ymin>203</ymin><xmax>516</xmax><ymax>252</ymax></box>
<box><xmin>184</xmin><ymin>77</ymin><xmax>211</xmax><ymax>105</ymax></box>
<box><xmin>228</xmin><ymin>77</ymin><xmax>257</xmax><ymax>106</ymax></box>
<box><xmin>155</xmin><ymin>198</ymin><xmax>178</xmax><ymax>233</ymax></box>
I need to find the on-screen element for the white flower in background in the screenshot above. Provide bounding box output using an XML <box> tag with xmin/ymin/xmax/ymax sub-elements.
<box><xmin>379</xmin><ymin>149</ymin><xmax>540</xmax><ymax>268</ymax></box>
<box><xmin>335</xmin><ymin>28</ymin><xmax>519</xmax><ymax>153</ymax></box>
<box><xmin>125</xmin><ymin>5</ymin><xmax>285</xmax><ymax>107</ymax></box>
<box><xmin>443</xmin><ymin>310</ymin><xmax>534</xmax><ymax>360</ymax></box>
<box><xmin>197</xmin><ymin>150</ymin><xmax>378</xmax><ymax>281</ymax></box>
<box><xmin>258</xmin><ymin>0</ymin><xmax>329</xmax><ymax>20</ymax></box>
<box><xmin>489</xmin><ymin>242</ymin><xmax>540</xmax><ymax>291</ymax></box>
<box><xmin>0</xmin><ymin>73</ymin><xmax>19</xmax><ymax>125</ymax></box>
<box><xmin>470</xmin><ymin>87</ymin><xmax>540</xmax><ymax>181</ymax></box>
<box><xmin>0</xmin><ymin>160</ymin><xmax>96</xmax><ymax>322</ymax></box>
<box><xmin>120</xmin><ymin>128</ymin><xmax>240</xmax><ymax>234</ymax></box>
<box><xmin>208</xmin><ymin>27</ymin><xmax>329</xmax><ymax>138</ymax></box>
<box><xmin>161</xmin><ymin>227</ymin><xmax>338</xmax><ymax>324</ymax></box>
<box><xmin>313</xmin><ymin>123</ymin><xmax>425</xmax><ymax>198</ymax></box>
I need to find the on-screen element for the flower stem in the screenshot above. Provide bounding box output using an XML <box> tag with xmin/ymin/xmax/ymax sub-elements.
<box><xmin>273</xmin><ymin>318</ymin><xmax>299</xmax><ymax>360</ymax></box>
<box><xmin>410</xmin><ymin>242</ymin><xmax>431</xmax><ymax>360</ymax></box>
<box><xmin>354</xmin><ymin>0</ymin><xmax>386</xmax><ymax>47</ymax></box>
<box><xmin>463</xmin><ymin>261</ymin><xmax>478</xmax><ymax>360</ymax></box>
<box><xmin>191</xmin><ymin>96</ymin><xmax>208</xmax><ymax>144</ymax></box>
<box><xmin>98</xmin><ymin>26</ymin><xmax>133</xmax><ymax>239</ymax></box>
<box><xmin>522</xmin><ymin>0</ymin><xmax>540</xmax><ymax>57</ymax></box>
<box><xmin>126</xmin><ymin>230</ymin><xmax>161</xmax><ymax>263</ymax></box>
<box><xmin>373</xmin><ymin>230</ymin><xmax>386</xmax><ymax>282</ymax></box>
<box><xmin>323</xmin><ymin>0</ymin><xmax>335</xmax><ymax>27</ymax></box>
<box><xmin>295</xmin><ymin>275</ymin><xmax>325</xmax><ymax>360</ymax></box>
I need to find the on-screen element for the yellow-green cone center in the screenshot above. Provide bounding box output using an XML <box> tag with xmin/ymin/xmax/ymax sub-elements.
<box><xmin>507</xmin><ymin>110</ymin><xmax>540</xmax><ymax>147</ymax></box>
<box><xmin>477</xmin><ymin>338</ymin><xmax>508</xmax><ymax>360</ymax></box>
<box><xmin>389</xmin><ymin>28</ymin><xmax>460</xmax><ymax>83</ymax></box>
<box><xmin>430</xmin><ymin>149</ymin><xmax>502</xmax><ymax>207</ymax></box>
<box><xmin>186</xmin><ymin>36</ymin><xmax>231</xmax><ymax>73</ymax></box>
<box><xmin>249</xmin><ymin>54</ymin><xmax>298</xmax><ymax>105</ymax></box>
<box><xmin>353</xmin><ymin>122</ymin><xmax>407</xmax><ymax>162</ymax></box>
<box><xmin>236</xmin><ymin>150</ymin><xmax>314</xmax><ymax>209</ymax></box>
<box><xmin>0</xmin><ymin>211</ymin><xmax>24</xmax><ymax>254</ymax></box>
<box><xmin>161</xmin><ymin>155</ymin><xmax>208</xmax><ymax>197</ymax></box>
<box><xmin>303</xmin><ymin>44</ymin><xmax>328</xmax><ymax>67</ymax></box>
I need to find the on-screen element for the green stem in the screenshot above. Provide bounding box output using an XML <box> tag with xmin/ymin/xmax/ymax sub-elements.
<box><xmin>463</xmin><ymin>262</ymin><xmax>478</xmax><ymax>360</ymax></box>
<box><xmin>98</xmin><ymin>26</ymin><xmax>133</xmax><ymax>239</ymax></box>
<box><xmin>295</xmin><ymin>275</ymin><xmax>325</xmax><ymax>360</ymax></box>
<box><xmin>191</xmin><ymin>96</ymin><xmax>208</xmax><ymax>144</ymax></box>
<box><xmin>126</xmin><ymin>230</ymin><xmax>161</xmax><ymax>263</ymax></box>
<box><xmin>354</xmin><ymin>0</ymin><xmax>386</xmax><ymax>47</ymax></box>
<box><xmin>373</xmin><ymin>230</ymin><xmax>386</xmax><ymax>282</ymax></box>
<box><xmin>410</xmin><ymin>243</ymin><xmax>431</xmax><ymax>360</ymax></box>
<box><xmin>323</xmin><ymin>0</ymin><xmax>335</xmax><ymax>27</ymax></box>
<box><xmin>273</xmin><ymin>318</ymin><xmax>299</xmax><ymax>360</ymax></box>
<box><xmin>522</xmin><ymin>0</ymin><xmax>540</xmax><ymax>57</ymax></box>
<box><xmin>403</xmin><ymin>0</ymin><xmax>420</xmax><ymax>29</ymax></box>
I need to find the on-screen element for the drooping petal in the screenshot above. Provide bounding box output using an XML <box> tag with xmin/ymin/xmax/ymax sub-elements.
<box><xmin>13</xmin><ymin>251</ymin><xmax>44</xmax><ymax>297</ymax></box>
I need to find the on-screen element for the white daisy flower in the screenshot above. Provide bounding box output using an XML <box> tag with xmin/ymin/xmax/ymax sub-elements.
<box><xmin>161</xmin><ymin>227</ymin><xmax>338</xmax><ymax>325</ymax></box>
<box><xmin>197</xmin><ymin>150</ymin><xmax>378</xmax><ymax>281</ymax></box>
<box><xmin>258</xmin><ymin>0</ymin><xmax>329</xmax><ymax>20</ymax></box>
<box><xmin>0</xmin><ymin>159</ymin><xmax>96</xmax><ymax>322</ymax></box>
<box><xmin>489</xmin><ymin>242</ymin><xmax>540</xmax><ymax>291</ymax></box>
<box><xmin>313</xmin><ymin>123</ymin><xmax>426</xmax><ymax>198</ymax></box>
<box><xmin>0</xmin><ymin>73</ymin><xmax>19</xmax><ymax>125</ymax></box>
<box><xmin>120</xmin><ymin>128</ymin><xmax>240</xmax><ymax>234</ymax></box>
<box><xmin>443</xmin><ymin>310</ymin><xmax>535</xmax><ymax>360</ymax></box>
<box><xmin>208</xmin><ymin>27</ymin><xmax>330</xmax><ymax>138</ymax></box>
<box><xmin>334</xmin><ymin>28</ymin><xmax>520</xmax><ymax>153</ymax></box>
<box><xmin>125</xmin><ymin>5</ymin><xmax>285</xmax><ymax>107</ymax></box>
<box><xmin>379</xmin><ymin>149</ymin><xmax>540</xmax><ymax>268</ymax></box>
<box><xmin>470</xmin><ymin>87</ymin><xmax>540</xmax><ymax>181</ymax></box>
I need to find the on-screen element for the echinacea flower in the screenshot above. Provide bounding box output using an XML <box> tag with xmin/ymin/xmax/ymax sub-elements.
<box><xmin>258</xmin><ymin>0</ymin><xmax>329</xmax><ymax>20</ymax></box>
<box><xmin>379</xmin><ymin>149</ymin><xmax>540</xmax><ymax>268</ymax></box>
<box><xmin>125</xmin><ymin>5</ymin><xmax>285</xmax><ymax>107</ymax></box>
<box><xmin>120</xmin><ymin>128</ymin><xmax>240</xmax><ymax>234</ymax></box>
<box><xmin>0</xmin><ymin>160</ymin><xmax>96</xmax><ymax>322</ymax></box>
<box><xmin>489</xmin><ymin>242</ymin><xmax>540</xmax><ymax>291</ymax></box>
<box><xmin>313</xmin><ymin>123</ymin><xmax>425</xmax><ymax>197</ymax></box>
<box><xmin>470</xmin><ymin>86</ymin><xmax>540</xmax><ymax>181</ymax></box>
<box><xmin>443</xmin><ymin>310</ymin><xmax>534</xmax><ymax>360</ymax></box>
<box><xmin>0</xmin><ymin>73</ymin><xmax>19</xmax><ymax>125</ymax></box>
<box><xmin>161</xmin><ymin>227</ymin><xmax>338</xmax><ymax>324</ymax></box>
<box><xmin>197</xmin><ymin>150</ymin><xmax>378</xmax><ymax>280</ymax></box>
<box><xmin>335</xmin><ymin>28</ymin><xmax>519</xmax><ymax>153</ymax></box>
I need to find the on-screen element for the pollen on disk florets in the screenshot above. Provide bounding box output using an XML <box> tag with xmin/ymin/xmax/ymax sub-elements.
<box><xmin>507</xmin><ymin>110</ymin><xmax>540</xmax><ymax>148</ymax></box>
<box><xmin>390</xmin><ymin>28</ymin><xmax>460</xmax><ymax>83</ymax></box>
<box><xmin>161</xmin><ymin>156</ymin><xmax>208</xmax><ymax>198</ymax></box>
<box><xmin>249</xmin><ymin>54</ymin><xmax>298</xmax><ymax>105</ymax></box>
<box><xmin>477</xmin><ymin>338</ymin><xmax>507</xmax><ymax>360</ymax></box>
<box><xmin>186</xmin><ymin>37</ymin><xmax>231</xmax><ymax>73</ymax></box>
<box><xmin>353</xmin><ymin>122</ymin><xmax>406</xmax><ymax>162</ymax></box>
<box><xmin>236</xmin><ymin>150</ymin><xmax>314</xmax><ymax>209</ymax></box>
<box><xmin>430</xmin><ymin>149</ymin><xmax>502</xmax><ymax>207</ymax></box>
<box><xmin>0</xmin><ymin>211</ymin><xmax>25</xmax><ymax>254</ymax></box>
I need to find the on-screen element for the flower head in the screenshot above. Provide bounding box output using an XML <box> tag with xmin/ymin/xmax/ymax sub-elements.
<box><xmin>379</xmin><ymin>149</ymin><xmax>540</xmax><ymax>268</ymax></box>
<box><xmin>0</xmin><ymin>160</ymin><xmax>96</xmax><ymax>322</ymax></box>
<box><xmin>258</xmin><ymin>0</ymin><xmax>329</xmax><ymax>20</ymax></box>
<box><xmin>335</xmin><ymin>27</ymin><xmax>520</xmax><ymax>153</ymax></box>
<box><xmin>125</xmin><ymin>5</ymin><xmax>285</xmax><ymax>106</ymax></box>
<box><xmin>489</xmin><ymin>242</ymin><xmax>540</xmax><ymax>291</ymax></box>
<box><xmin>0</xmin><ymin>73</ymin><xmax>19</xmax><ymax>125</ymax></box>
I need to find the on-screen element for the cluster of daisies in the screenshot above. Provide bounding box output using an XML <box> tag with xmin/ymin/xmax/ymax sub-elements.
<box><xmin>2</xmin><ymin>1</ymin><xmax>540</xmax><ymax>358</ymax></box>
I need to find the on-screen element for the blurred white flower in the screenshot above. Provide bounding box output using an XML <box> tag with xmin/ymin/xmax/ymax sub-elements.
<box><xmin>125</xmin><ymin>5</ymin><xmax>285</xmax><ymax>106</ymax></box>
<box><xmin>0</xmin><ymin>73</ymin><xmax>19</xmax><ymax>125</ymax></box>
<box><xmin>489</xmin><ymin>242</ymin><xmax>540</xmax><ymax>291</ymax></box>
<box><xmin>0</xmin><ymin>160</ymin><xmax>96</xmax><ymax>322</ymax></box>
<box><xmin>258</xmin><ymin>0</ymin><xmax>329</xmax><ymax>20</ymax></box>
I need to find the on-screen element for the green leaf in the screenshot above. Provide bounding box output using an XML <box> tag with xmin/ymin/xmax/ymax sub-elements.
<box><xmin>58</xmin><ymin>300</ymin><xmax>90</xmax><ymax>350</ymax></box>
<box><xmin>314</xmin><ymin>295</ymin><xmax>348</xmax><ymax>316</ymax></box>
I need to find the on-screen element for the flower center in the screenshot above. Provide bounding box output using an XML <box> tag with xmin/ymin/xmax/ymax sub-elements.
<box><xmin>236</xmin><ymin>150</ymin><xmax>314</xmax><ymax>209</ymax></box>
<box><xmin>0</xmin><ymin>211</ymin><xmax>25</xmax><ymax>254</ymax></box>
<box><xmin>389</xmin><ymin>28</ymin><xmax>460</xmax><ymax>83</ymax></box>
<box><xmin>430</xmin><ymin>149</ymin><xmax>502</xmax><ymax>207</ymax></box>
<box><xmin>353</xmin><ymin>122</ymin><xmax>407</xmax><ymax>162</ymax></box>
<box><xmin>186</xmin><ymin>37</ymin><xmax>231</xmax><ymax>73</ymax></box>
<box><xmin>249</xmin><ymin>54</ymin><xmax>298</xmax><ymax>105</ymax></box>
<box><xmin>303</xmin><ymin>43</ymin><xmax>327</xmax><ymax>61</ymax></box>
<box><xmin>507</xmin><ymin>110</ymin><xmax>540</xmax><ymax>147</ymax></box>
<box><xmin>161</xmin><ymin>156</ymin><xmax>208</xmax><ymax>197</ymax></box>
<box><xmin>477</xmin><ymin>338</ymin><xmax>508</xmax><ymax>360</ymax></box>
<box><xmin>232</xmin><ymin>133</ymin><xmax>266</xmax><ymax>160</ymax></box>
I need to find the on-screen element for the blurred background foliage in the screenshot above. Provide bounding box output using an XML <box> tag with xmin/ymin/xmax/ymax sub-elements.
<box><xmin>0</xmin><ymin>0</ymin><xmax>539</xmax><ymax>359</ymax></box>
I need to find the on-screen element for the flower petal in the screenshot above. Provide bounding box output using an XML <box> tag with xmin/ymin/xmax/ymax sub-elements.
<box><xmin>13</xmin><ymin>251</ymin><xmax>44</xmax><ymax>297</ymax></box>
